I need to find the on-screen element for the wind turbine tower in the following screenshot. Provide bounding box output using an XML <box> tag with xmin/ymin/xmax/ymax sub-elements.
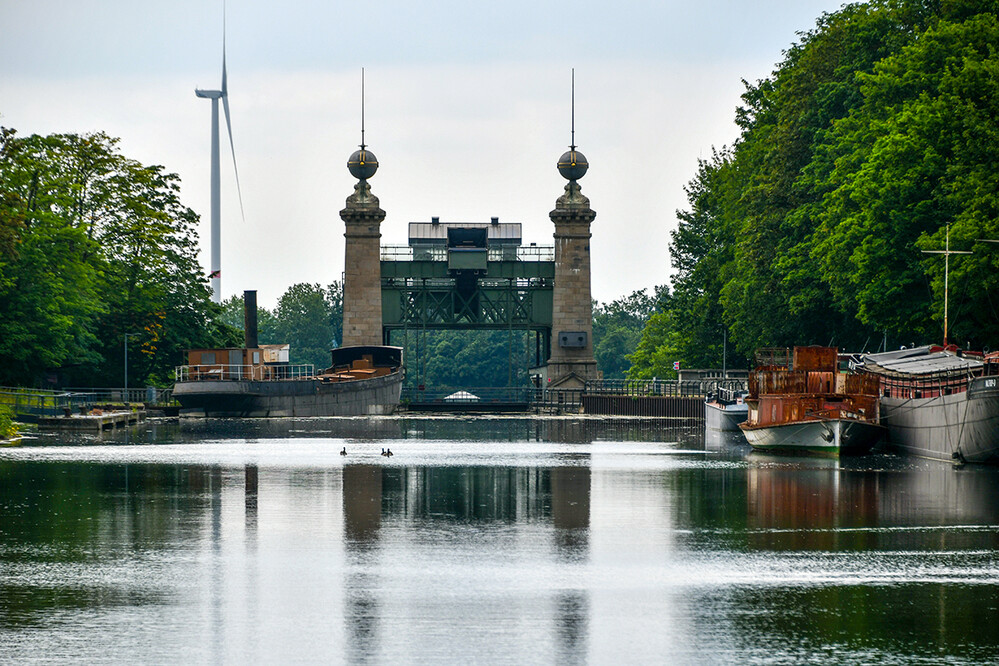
<box><xmin>195</xmin><ymin>18</ymin><xmax>243</xmax><ymax>304</ymax></box>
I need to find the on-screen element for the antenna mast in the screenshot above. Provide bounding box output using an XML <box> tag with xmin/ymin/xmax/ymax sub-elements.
<box><xmin>360</xmin><ymin>67</ymin><xmax>366</xmax><ymax>150</ymax></box>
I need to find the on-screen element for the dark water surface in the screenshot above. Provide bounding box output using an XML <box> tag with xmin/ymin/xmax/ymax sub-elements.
<box><xmin>2</xmin><ymin>417</ymin><xmax>998</xmax><ymax>664</ymax></box>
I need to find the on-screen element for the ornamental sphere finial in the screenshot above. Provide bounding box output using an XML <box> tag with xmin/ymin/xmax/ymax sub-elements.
<box><xmin>348</xmin><ymin>148</ymin><xmax>378</xmax><ymax>180</ymax></box>
<box><xmin>557</xmin><ymin>149</ymin><xmax>588</xmax><ymax>181</ymax></box>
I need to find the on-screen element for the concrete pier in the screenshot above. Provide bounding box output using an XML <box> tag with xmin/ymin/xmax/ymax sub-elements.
<box><xmin>38</xmin><ymin>410</ymin><xmax>146</xmax><ymax>432</ymax></box>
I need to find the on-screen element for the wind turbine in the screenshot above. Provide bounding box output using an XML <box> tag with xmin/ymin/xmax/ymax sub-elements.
<box><xmin>195</xmin><ymin>12</ymin><xmax>244</xmax><ymax>304</ymax></box>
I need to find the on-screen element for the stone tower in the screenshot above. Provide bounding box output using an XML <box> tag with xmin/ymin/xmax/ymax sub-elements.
<box><xmin>547</xmin><ymin>144</ymin><xmax>597</xmax><ymax>389</ymax></box>
<box><xmin>340</xmin><ymin>144</ymin><xmax>386</xmax><ymax>347</ymax></box>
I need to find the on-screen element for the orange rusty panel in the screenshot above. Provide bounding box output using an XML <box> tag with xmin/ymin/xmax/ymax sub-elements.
<box><xmin>806</xmin><ymin>372</ymin><xmax>835</xmax><ymax>394</ymax></box>
<box><xmin>793</xmin><ymin>346</ymin><xmax>837</xmax><ymax>373</ymax></box>
<box><xmin>844</xmin><ymin>373</ymin><xmax>881</xmax><ymax>396</ymax></box>
<box><xmin>750</xmin><ymin>370</ymin><xmax>809</xmax><ymax>397</ymax></box>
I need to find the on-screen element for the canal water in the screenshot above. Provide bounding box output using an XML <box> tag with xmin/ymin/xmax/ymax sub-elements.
<box><xmin>1</xmin><ymin>417</ymin><xmax>998</xmax><ymax>664</ymax></box>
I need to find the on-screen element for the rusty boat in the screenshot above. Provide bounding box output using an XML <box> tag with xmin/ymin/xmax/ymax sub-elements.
<box><xmin>857</xmin><ymin>345</ymin><xmax>999</xmax><ymax>464</ymax></box>
<box><xmin>739</xmin><ymin>347</ymin><xmax>884</xmax><ymax>456</ymax></box>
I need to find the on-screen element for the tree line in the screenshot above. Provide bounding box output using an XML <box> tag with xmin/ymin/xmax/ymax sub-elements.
<box><xmin>18</xmin><ymin>0</ymin><xmax>990</xmax><ymax>391</ymax></box>
<box><xmin>629</xmin><ymin>0</ymin><xmax>999</xmax><ymax>379</ymax></box>
<box><xmin>0</xmin><ymin>128</ymin><xmax>238</xmax><ymax>388</ymax></box>
<box><xmin>0</xmin><ymin>122</ymin><xmax>657</xmax><ymax>390</ymax></box>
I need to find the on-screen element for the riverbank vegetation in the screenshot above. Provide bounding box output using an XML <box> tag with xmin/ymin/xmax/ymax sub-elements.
<box><xmin>0</xmin><ymin>405</ymin><xmax>16</xmax><ymax>440</ymax></box>
<box><xmin>630</xmin><ymin>0</ymin><xmax>999</xmax><ymax>379</ymax></box>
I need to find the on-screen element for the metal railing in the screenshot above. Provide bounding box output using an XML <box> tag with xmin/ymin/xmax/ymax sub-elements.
<box><xmin>1</xmin><ymin>386</ymin><xmax>178</xmax><ymax>419</ymax></box>
<box><xmin>381</xmin><ymin>245</ymin><xmax>555</xmax><ymax>262</ymax></box>
<box><xmin>402</xmin><ymin>387</ymin><xmax>534</xmax><ymax>404</ymax></box>
<box><xmin>1</xmin><ymin>387</ymin><xmax>78</xmax><ymax>418</ymax></box>
<box><xmin>63</xmin><ymin>387</ymin><xmax>175</xmax><ymax>405</ymax></box>
<box><xmin>174</xmin><ymin>364</ymin><xmax>316</xmax><ymax>382</ymax></box>
<box><xmin>401</xmin><ymin>386</ymin><xmax>583</xmax><ymax>410</ymax></box>
<box><xmin>583</xmin><ymin>378</ymin><xmax>746</xmax><ymax>397</ymax></box>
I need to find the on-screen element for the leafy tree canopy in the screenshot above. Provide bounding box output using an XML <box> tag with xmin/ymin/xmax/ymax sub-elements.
<box><xmin>632</xmin><ymin>0</ymin><xmax>999</xmax><ymax>373</ymax></box>
<box><xmin>0</xmin><ymin>127</ymin><xmax>231</xmax><ymax>387</ymax></box>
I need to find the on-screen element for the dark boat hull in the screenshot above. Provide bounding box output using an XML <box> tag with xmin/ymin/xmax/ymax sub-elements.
<box><xmin>880</xmin><ymin>376</ymin><xmax>999</xmax><ymax>463</ymax></box>
<box><xmin>174</xmin><ymin>370</ymin><xmax>403</xmax><ymax>417</ymax></box>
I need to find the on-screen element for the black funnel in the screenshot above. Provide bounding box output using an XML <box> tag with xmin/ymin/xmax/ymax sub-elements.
<box><xmin>244</xmin><ymin>290</ymin><xmax>258</xmax><ymax>349</ymax></box>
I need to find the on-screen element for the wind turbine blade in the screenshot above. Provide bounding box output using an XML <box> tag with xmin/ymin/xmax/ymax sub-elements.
<box><xmin>222</xmin><ymin>93</ymin><xmax>246</xmax><ymax>223</ymax></box>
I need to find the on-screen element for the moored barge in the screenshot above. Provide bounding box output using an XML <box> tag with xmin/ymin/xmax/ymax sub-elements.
<box><xmin>858</xmin><ymin>346</ymin><xmax>999</xmax><ymax>464</ymax></box>
<box><xmin>174</xmin><ymin>345</ymin><xmax>403</xmax><ymax>417</ymax></box>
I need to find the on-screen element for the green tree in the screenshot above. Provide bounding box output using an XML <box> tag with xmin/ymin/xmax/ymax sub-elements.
<box><xmin>0</xmin><ymin>127</ymin><xmax>233</xmax><ymax>386</ymax></box>
<box><xmin>398</xmin><ymin>329</ymin><xmax>534</xmax><ymax>389</ymax></box>
<box><xmin>630</xmin><ymin>0</ymin><xmax>999</xmax><ymax>369</ymax></box>
<box><xmin>811</xmin><ymin>11</ymin><xmax>999</xmax><ymax>347</ymax></box>
<box><xmin>0</xmin><ymin>130</ymin><xmax>105</xmax><ymax>384</ymax></box>
<box><xmin>272</xmin><ymin>282</ymin><xmax>341</xmax><ymax>369</ymax></box>
<box><xmin>592</xmin><ymin>288</ymin><xmax>663</xmax><ymax>379</ymax></box>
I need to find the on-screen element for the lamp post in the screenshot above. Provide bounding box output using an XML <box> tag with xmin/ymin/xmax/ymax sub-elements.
<box><xmin>124</xmin><ymin>333</ymin><xmax>133</xmax><ymax>404</ymax></box>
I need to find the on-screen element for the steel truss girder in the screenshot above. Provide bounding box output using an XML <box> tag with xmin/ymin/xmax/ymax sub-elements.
<box><xmin>382</xmin><ymin>277</ymin><xmax>551</xmax><ymax>330</ymax></box>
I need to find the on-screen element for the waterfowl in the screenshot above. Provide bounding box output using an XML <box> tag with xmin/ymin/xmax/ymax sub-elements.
<box><xmin>340</xmin><ymin>447</ymin><xmax>347</xmax><ymax>456</ymax></box>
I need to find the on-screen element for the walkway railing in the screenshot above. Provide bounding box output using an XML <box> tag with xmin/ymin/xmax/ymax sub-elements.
<box><xmin>584</xmin><ymin>378</ymin><xmax>747</xmax><ymax>397</ymax></box>
<box><xmin>402</xmin><ymin>387</ymin><xmax>534</xmax><ymax>404</ymax></box>
<box><xmin>400</xmin><ymin>378</ymin><xmax>748</xmax><ymax>414</ymax></box>
<box><xmin>1</xmin><ymin>387</ymin><xmax>72</xmax><ymax>418</ymax></box>
<box><xmin>174</xmin><ymin>364</ymin><xmax>316</xmax><ymax>382</ymax></box>
<box><xmin>381</xmin><ymin>246</ymin><xmax>555</xmax><ymax>262</ymax></box>
<box><xmin>1</xmin><ymin>386</ymin><xmax>178</xmax><ymax>419</ymax></box>
<box><xmin>63</xmin><ymin>387</ymin><xmax>175</xmax><ymax>405</ymax></box>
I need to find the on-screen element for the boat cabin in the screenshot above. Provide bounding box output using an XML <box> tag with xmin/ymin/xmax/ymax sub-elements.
<box><xmin>746</xmin><ymin>346</ymin><xmax>880</xmax><ymax>428</ymax></box>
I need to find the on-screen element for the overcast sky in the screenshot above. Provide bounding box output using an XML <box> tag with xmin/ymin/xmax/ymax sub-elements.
<box><xmin>1</xmin><ymin>0</ymin><xmax>846</xmax><ymax>308</ymax></box>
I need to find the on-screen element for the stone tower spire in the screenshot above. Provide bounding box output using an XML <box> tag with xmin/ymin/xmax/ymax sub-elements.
<box><xmin>547</xmin><ymin>75</ymin><xmax>597</xmax><ymax>389</ymax></box>
<box><xmin>340</xmin><ymin>73</ymin><xmax>386</xmax><ymax>348</ymax></box>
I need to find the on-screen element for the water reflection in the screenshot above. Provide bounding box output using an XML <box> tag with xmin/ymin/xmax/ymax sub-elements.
<box><xmin>337</xmin><ymin>462</ymin><xmax>593</xmax><ymax>663</ymax></box>
<box><xmin>745</xmin><ymin>457</ymin><xmax>880</xmax><ymax>550</ymax></box>
<box><xmin>3</xmin><ymin>419</ymin><xmax>999</xmax><ymax>663</ymax></box>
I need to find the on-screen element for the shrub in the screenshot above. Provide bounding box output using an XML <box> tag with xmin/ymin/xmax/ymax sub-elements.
<box><xmin>0</xmin><ymin>404</ymin><xmax>17</xmax><ymax>439</ymax></box>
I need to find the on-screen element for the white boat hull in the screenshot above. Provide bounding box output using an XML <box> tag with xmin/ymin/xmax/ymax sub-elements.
<box><xmin>739</xmin><ymin>418</ymin><xmax>883</xmax><ymax>456</ymax></box>
<box><xmin>705</xmin><ymin>401</ymin><xmax>748</xmax><ymax>432</ymax></box>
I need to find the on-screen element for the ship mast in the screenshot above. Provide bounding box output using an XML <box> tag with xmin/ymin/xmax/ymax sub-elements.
<box><xmin>921</xmin><ymin>223</ymin><xmax>972</xmax><ymax>346</ymax></box>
